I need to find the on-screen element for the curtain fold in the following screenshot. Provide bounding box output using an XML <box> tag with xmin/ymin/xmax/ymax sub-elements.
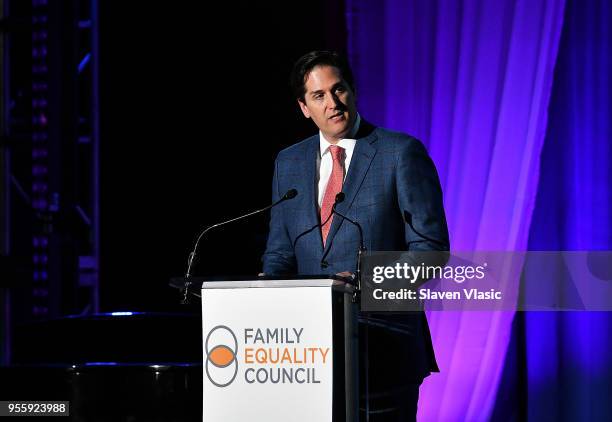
<box><xmin>525</xmin><ymin>0</ymin><xmax>612</xmax><ymax>420</ymax></box>
<box><xmin>346</xmin><ymin>0</ymin><xmax>565</xmax><ymax>419</ymax></box>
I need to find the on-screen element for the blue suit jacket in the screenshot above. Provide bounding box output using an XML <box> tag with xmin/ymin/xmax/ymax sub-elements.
<box><xmin>263</xmin><ymin>121</ymin><xmax>449</xmax><ymax>380</ymax></box>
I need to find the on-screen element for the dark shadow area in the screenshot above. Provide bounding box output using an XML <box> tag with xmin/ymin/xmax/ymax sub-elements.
<box><xmin>98</xmin><ymin>1</ymin><xmax>347</xmax><ymax>311</ymax></box>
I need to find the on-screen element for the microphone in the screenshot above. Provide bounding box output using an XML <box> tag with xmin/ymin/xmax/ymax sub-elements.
<box><xmin>291</xmin><ymin>191</ymin><xmax>338</xmax><ymax>250</ymax></box>
<box><xmin>403</xmin><ymin>210</ymin><xmax>449</xmax><ymax>249</ymax></box>
<box><xmin>322</xmin><ymin>192</ymin><xmax>366</xmax><ymax>297</ymax></box>
<box><xmin>331</xmin><ymin>193</ymin><xmax>364</xmax><ymax>251</ymax></box>
<box><xmin>185</xmin><ymin>189</ymin><xmax>298</xmax><ymax>279</ymax></box>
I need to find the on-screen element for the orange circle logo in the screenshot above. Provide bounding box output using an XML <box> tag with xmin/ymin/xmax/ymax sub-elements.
<box><xmin>205</xmin><ymin>325</ymin><xmax>238</xmax><ymax>387</ymax></box>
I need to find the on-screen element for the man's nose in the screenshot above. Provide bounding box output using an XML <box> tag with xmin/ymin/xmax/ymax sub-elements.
<box><xmin>325</xmin><ymin>92</ymin><xmax>343</xmax><ymax>108</ymax></box>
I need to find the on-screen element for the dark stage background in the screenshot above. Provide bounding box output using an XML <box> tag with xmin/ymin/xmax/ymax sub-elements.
<box><xmin>98</xmin><ymin>1</ymin><xmax>346</xmax><ymax>311</ymax></box>
<box><xmin>0</xmin><ymin>1</ymin><xmax>349</xmax><ymax>418</ymax></box>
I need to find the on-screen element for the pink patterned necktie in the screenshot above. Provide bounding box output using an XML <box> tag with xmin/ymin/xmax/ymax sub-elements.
<box><xmin>320</xmin><ymin>145</ymin><xmax>345</xmax><ymax>246</ymax></box>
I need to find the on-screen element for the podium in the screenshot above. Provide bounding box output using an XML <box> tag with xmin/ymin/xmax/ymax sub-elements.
<box><xmin>178</xmin><ymin>276</ymin><xmax>359</xmax><ymax>422</ymax></box>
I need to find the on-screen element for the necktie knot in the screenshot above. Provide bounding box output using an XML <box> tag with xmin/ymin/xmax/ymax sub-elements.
<box><xmin>329</xmin><ymin>145</ymin><xmax>344</xmax><ymax>163</ymax></box>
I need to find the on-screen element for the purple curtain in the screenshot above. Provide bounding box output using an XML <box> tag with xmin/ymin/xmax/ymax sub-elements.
<box><xmin>346</xmin><ymin>0</ymin><xmax>565</xmax><ymax>420</ymax></box>
<box><xmin>525</xmin><ymin>0</ymin><xmax>612</xmax><ymax>420</ymax></box>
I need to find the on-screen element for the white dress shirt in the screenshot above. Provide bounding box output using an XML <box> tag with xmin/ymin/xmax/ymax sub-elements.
<box><xmin>317</xmin><ymin>114</ymin><xmax>361</xmax><ymax>209</ymax></box>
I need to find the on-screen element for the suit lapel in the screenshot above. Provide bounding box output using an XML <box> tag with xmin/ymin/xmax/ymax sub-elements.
<box><xmin>322</xmin><ymin>128</ymin><xmax>377</xmax><ymax>257</ymax></box>
<box><xmin>303</xmin><ymin>136</ymin><xmax>323</xmax><ymax>249</ymax></box>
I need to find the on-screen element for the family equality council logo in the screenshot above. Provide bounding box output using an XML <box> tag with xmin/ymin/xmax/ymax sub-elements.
<box><xmin>205</xmin><ymin>325</ymin><xmax>239</xmax><ymax>387</ymax></box>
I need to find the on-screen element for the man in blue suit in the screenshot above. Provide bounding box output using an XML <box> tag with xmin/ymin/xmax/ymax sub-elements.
<box><xmin>262</xmin><ymin>51</ymin><xmax>449</xmax><ymax>421</ymax></box>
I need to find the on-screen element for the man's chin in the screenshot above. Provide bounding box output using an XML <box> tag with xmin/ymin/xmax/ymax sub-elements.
<box><xmin>328</xmin><ymin>126</ymin><xmax>350</xmax><ymax>140</ymax></box>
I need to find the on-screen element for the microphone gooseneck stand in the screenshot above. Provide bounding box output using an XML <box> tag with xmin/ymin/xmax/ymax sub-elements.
<box><xmin>181</xmin><ymin>189</ymin><xmax>298</xmax><ymax>303</ymax></box>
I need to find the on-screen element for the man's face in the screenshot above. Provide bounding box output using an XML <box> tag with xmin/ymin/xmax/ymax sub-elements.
<box><xmin>298</xmin><ymin>65</ymin><xmax>357</xmax><ymax>144</ymax></box>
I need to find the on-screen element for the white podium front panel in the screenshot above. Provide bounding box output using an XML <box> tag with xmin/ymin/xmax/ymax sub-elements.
<box><xmin>202</xmin><ymin>285</ymin><xmax>334</xmax><ymax>422</ymax></box>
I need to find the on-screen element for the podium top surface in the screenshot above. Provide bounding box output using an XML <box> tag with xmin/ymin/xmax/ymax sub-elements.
<box><xmin>170</xmin><ymin>275</ymin><xmax>355</xmax><ymax>292</ymax></box>
<box><xmin>201</xmin><ymin>278</ymin><xmax>352</xmax><ymax>290</ymax></box>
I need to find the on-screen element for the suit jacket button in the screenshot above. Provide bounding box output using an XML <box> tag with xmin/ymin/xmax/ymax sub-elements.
<box><xmin>321</xmin><ymin>261</ymin><xmax>329</xmax><ymax>269</ymax></box>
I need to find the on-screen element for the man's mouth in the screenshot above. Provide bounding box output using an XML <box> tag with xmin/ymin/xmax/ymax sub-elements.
<box><xmin>329</xmin><ymin>112</ymin><xmax>344</xmax><ymax>120</ymax></box>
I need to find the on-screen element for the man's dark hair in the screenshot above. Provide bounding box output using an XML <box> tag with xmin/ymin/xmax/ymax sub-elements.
<box><xmin>290</xmin><ymin>50</ymin><xmax>355</xmax><ymax>102</ymax></box>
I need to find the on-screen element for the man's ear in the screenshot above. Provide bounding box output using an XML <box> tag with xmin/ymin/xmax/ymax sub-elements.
<box><xmin>298</xmin><ymin>99</ymin><xmax>311</xmax><ymax>119</ymax></box>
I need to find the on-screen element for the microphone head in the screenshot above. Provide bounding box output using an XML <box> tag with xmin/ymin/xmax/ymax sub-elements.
<box><xmin>335</xmin><ymin>192</ymin><xmax>345</xmax><ymax>204</ymax></box>
<box><xmin>283</xmin><ymin>189</ymin><xmax>298</xmax><ymax>200</ymax></box>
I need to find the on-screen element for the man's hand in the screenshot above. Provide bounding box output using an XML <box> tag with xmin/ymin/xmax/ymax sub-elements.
<box><xmin>260</xmin><ymin>271</ymin><xmax>354</xmax><ymax>279</ymax></box>
<box><xmin>336</xmin><ymin>271</ymin><xmax>355</xmax><ymax>280</ymax></box>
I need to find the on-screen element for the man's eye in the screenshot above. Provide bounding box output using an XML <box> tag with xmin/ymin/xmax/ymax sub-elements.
<box><xmin>314</xmin><ymin>94</ymin><xmax>324</xmax><ymax>100</ymax></box>
<box><xmin>335</xmin><ymin>87</ymin><xmax>346</xmax><ymax>93</ymax></box>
